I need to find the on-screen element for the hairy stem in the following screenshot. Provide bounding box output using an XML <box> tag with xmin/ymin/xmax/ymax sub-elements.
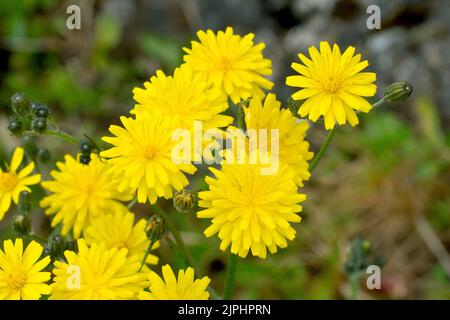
<box><xmin>309</xmin><ymin>127</ymin><xmax>336</xmax><ymax>172</ymax></box>
<box><xmin>138</xmin><ymin>240</ymin><xmax>157</xmax><ymax>272</ymax></box>
<box><xmin>308</xmin><ymin>97</ymin><xmax>386</xmax><ymax>172</ymax></box>
<box><xmin>223</xmin><ymin>253</ymin><xmax>238</xmax><ymax>300</ymax></box>
<box><xmin>23</xmin><ymin>129</ymin><xmax>79</xmax><ymax>145</ymax></box>
<box><xmin>151</xmin><ymin>204</ymin><xmax>196</xmax><ymax>269</ymax></box>
<box><xmin>127</xmin><ymin>197</ymin><xmax>138</xmax><ymax>210</ymax></box>
<box><xmin>44</xmin><ymin>130</ymin><xmax>79</xmax><ymax>145</ymax></box>
<box><xmin>222</xmin><ymin>102</ymin><xmax>246</xmax><ymax>300</ymax></box>
<box><xmin>350</xmin><ymin>272</ymin><xmax>360</xmax><ymax>300</ymax></box>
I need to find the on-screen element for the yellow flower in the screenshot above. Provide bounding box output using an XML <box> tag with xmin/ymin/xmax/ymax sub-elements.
<box><xmin>40</xmin><ymin>154</ymin><xmax>131</xmax><ymax>238</ymax></box>
<box><xmin>286</xmin><ymin>41</ymin><xmax>377</xmax><ymax>130</ymax></box>
<box><xmin>50</xmin><ymin>239</ymin><xmax>149</xmax><ymax>300</ymax></box>
<box><xmin>244</xmin><ymin>93</ymin><xmax>313</xmax><ymax>187</ymax></box>
<box><xmin>197</xmin><ymin>156</ymin><xmax>306</xmax><ymax>259</ymax></box>
<box><xmin>0</xmin><ymin>147</ymin><xmax>41</xmax><ymax>221</ymax></box>
<box><xmin>138</xmin><ymin>264</ymin><xmax>210</xmax><ymax>300</ymax></box>
<box><xmin>0</xmin><ymin>239</ymin><xmax>51</xmax><ymax>300</ymax></box>
<box><xmin>85</xmin><ymin>208</ymin><xmax>159</xmax><ymax>266</ymax></box>
<box><xmin>183</xmin><ymin>27</ymin><xmax>273</xmax><ymax>103</ymax></box>
<box><xmin>101</xmin><ymin>114</ymin><xmax>197</xmax><ymax>204</ymax></box>
<box><xmin>132</xmin><ymin>65</ymin><xmax>232</xmax><ymax>132</ymax></box>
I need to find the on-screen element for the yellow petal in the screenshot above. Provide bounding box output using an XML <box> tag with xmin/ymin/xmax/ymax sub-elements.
<box><xmin>333</xmin><ymin>97</ymin><xmax>346</xmax><ymax>125</ymax></box>
<box><xmin>292</xmin><ymin>88</ymin><xmax>321</xmax><ymax>100</ymax></box>
<box><xmin>10</xmin><ymin>147</ymin><xmax>24</xmax><ymax>172</ymax></box>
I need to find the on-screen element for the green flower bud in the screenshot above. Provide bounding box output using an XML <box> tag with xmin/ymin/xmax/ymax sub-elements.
<box><xmin>18</xmin><ymin>191</ymin><xmax>31</xmax><ymax>214</ymax></box>
<box><xmin>51</xmin><ymin>235</ymin><xmax>65</xmax><ymax>258</ymax></box>
<box><xmin>12</xmin><ymin>214</ymin><xmax>31</xmax><ymax>235</ymax></box>
<box><xmin>362</xmin><ymin>240</ymin><xmax>371</xmax><ymax>252</ymax></box>
<box><xmin>65</xmin><ymin>241</ymin><xmax>77</xmax><ymax>252</ymax></box>
<box><xmin>146</xmin><ymin>215</ymin><xmax>165</xmax><ymax>243</ymax></box>
<box><xmin>43</xmin><ymin>248</ymin><xmax>52</xmax><ymax>257</ymax></box>
<box><xmin>33</xmin><ymin>104</ymin><xmax>50</xmax><ymax>118</ymax></box>
<box><xmin>79</xmin><ymin>153</ymin><xmax>91</xmax><ymax>165</ymax></box>
<box><xmin>7</xmin><ymin>117</ymin><xmax>23</xmax><ymax>135</ymax></box>
<box><xmin>173</xmin><ymin>189</ymin><xmax>197</xmax><ymax>214</ymax></box>
<box><xmin>384</xmin><ymin>81</ymin><xmax>413</xmax><ymax>102</ymax></box>
<box><xmin>78</xmin><ymin>139</ymin><xmax>93</xmax><ymax>154</ymax></box>
<box><xmin>31</xmin><ymin>117</ymin><xmax>47</xmax><ymax>133</ymax></box>
<box><xmin>11</xmin><ymin>93</ymin><xmax>31</xmax><ymax>115</ymax></box>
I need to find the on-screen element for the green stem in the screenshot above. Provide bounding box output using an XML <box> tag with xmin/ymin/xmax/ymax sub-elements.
<box><xmin>145</xmin><ymin>204</ymin><xmax>221</xmax><ymax>298</ymax></box>
<box><xmin>22</xmin><ymin>129</ymin><xmax>79</xmax><ymax>145</ymax></box>
<box><xmin>151</xmin><ymin>204</ymin><xmax>196</xmax><ymax>269</ymax></box>
<box><xmin>44</xmin><ymin>130</ymin><xmax>79</xmax><ymax>145</ymax></box>
<box><xmin>23</xmin><ymin>232</ymin><xmax>46</xmax><ymax>245</ymax></box>
<box><xmin>371</xmin><ymin>96</ymin><xmax>386</xmax><ymax>109</ymax></box>
<box><xmin>127</xmin><ymin>197</ymin><xmax>138</xmax><ymax>210</ymax></box>
<box><xmin>350</xmin><ymin>272</ymin><xmax>360</xmax><ymax>300</ymax></box>
<box><xmin>223</xmin><ymin>253</ymin><xmax>238</xmax><ymax>300</ymax></box>
<box><xmin>138</xmin><ymin>240</ymin><xmax>157</xmax><ymax>272</ymax></box>
<box><xmin>165</xmin><ymin>234</ymin><xmax>183</xmax><ymax>260</ymax></box>
<box><xmin>220</xmin><ymin>100</ymin><xmax>246</xmax><ymax>300</ymax></box>
<box><xmin>308</xmin><ymin>97</ymin><xmax>386</xmax><ymax>172</ymax></box>
<box><xmin>309</xmin><ymin>127</ymin><xmax>336</xmax><ymax>172</ymax></box>
<box><xmin>236</xmin><ymin>102</ymin><xmax>246</xmax><ymax>130</ymax></box>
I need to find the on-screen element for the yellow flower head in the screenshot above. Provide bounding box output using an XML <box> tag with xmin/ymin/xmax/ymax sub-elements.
<box><xmin>286</xmin><ymin>42</ymin><xmax>377</xmax><ymax>129</ymax></box>
<box><xmin>197</xmin><ymin>157</ymin><xmax>306</xmax><ymax>259</ymax></box>
<box><xmin>0</xmin><ymin>239</ymin><xmax>51</xmax><ymax>300</ymax></box>
<box><xmin>50</xmin><ymin>239</ymin><xmax>149</xmax><ymax>300</ymax></box>
<box><xmin>101</xmin><ymin>114</ymin><xmax>197</xmax><ymax>204</ymax></box>
<box><xmin>40</xmin><ymin>154</ymin><xmax>131</xmax><ymax>238</ymax></box>
<box><xmin>183</xmin><ymin>27</ymin><xmax>273</xmax><ymax>103</ymax></box>
<box><xmin>132</xmin><ymin>65</ymin><xmax>232</xmax><ymax>132</ymax></box>
<box><xmin>244</xmin><ymin>93</ymin><xmax>313</xmax><ymax>187</ymax></box>
<box><xmin>139</xmin><ymin>264</ymin><xmax>210</xmax><ymax>300</ymax></box>
<box><xmin>85</xmin><ymin>208</ymin><xmax>159</xmax><ymax>266</ymax></box>
<box><xmin>0</xmin><ymin>147</ymin><xmax>41</xmax><ymax>221</ymax></box>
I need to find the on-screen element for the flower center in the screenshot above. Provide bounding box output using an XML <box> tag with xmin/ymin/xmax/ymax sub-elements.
<box><xmin>82</xmin><ymin>182</ymin><xmax>94</xmax><ymax>196</ymax></box>
<box><xmin>8</xmin><ymin>272</ymin><xmax>26</xmax><ymax>290</ymax></box>
<box><xmin>144</xmin><ymin>146</ymin><xmax>157</xmax><ymax>160</ymax></box>
<box><xmin>218</xmin><ymin>57</ymin><xmax>233</xmax><ymax>72</ymax></box>
<box><xmin>0</xmin><ymin>172</ymin><xmax>18</xmax><ymax>193</ymax></box>
<box><xmin>323</xmin><ymin>76</ymin><xmax>340</xmax><ymax>93</ymax></box>
<box><xmin>113</xmin><ymin>241</ymin><xmax>127</xmax><ymax>249</ymax></box>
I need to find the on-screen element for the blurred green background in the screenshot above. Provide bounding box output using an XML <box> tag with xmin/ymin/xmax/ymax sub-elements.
<box><xmin>0</xmin><ymin>0</ymin><xmax>449</xmax><ymax>299</ymax></box>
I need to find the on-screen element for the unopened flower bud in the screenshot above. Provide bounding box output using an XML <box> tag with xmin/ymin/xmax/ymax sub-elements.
<box><xmin>33</xmin><ymin>104</ymin><xmax>50</xmax><ymax>118</ymax></box>
<box><xmin>78</xmin><ymin>139</ymin><xmax>93</xmax><ymax>154</ymax></box>
<box><xmin>362</xmin><ymin>240</ymin><xmax>371</xmax><ymax>252</ymax></box>
<box><xmin>65</xmin><ymin>241</ymin><xmax>77</xmax><ymax>252</ymax></box>
<box><xmin>7</xmin><ymin>117</ymin><xmax>23</xmax><ymax>135</ymax></box>
<box><xmin>12</xmin><ymin>214</ymin><xmax>31</xmax><ymax>235</ymax></box>
<box><xmin>31</xmin><ymin>117</ymin><xmax>47</xmax><ymax>133</ymax></box>
<box><xmin>11</xmin><ymin>93</ymin><xmax>31</xmax><ymax>115</ymax></box>
<box><xmin>384</xmin><ymin>81</ymin><xmax>413</xmax><ymax>102</ymax></box>
<box><xmin>52</xmin><ymin>235</ymin><xmax>65</xmax><ymax>258</ymax></box>
<box><xmin>146</xmin><ymin>215</ymin><xmax>165</xmax><ymax>243</ymax></box>
<box><xmin>173</xmin><ymin>189</ymin><xmax>197</xmax><ymax>214</ymax></box>
<box><xmin>79</xmin><ymin>153</ymin><xmax>91</xmax><ymax>165</ymax></box>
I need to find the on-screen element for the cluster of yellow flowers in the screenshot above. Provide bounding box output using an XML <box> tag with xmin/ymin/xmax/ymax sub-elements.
<box><xmin>0</xmin><ymin>27</ymin><xmax>377</xmax><ymax>299</ymax></box>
